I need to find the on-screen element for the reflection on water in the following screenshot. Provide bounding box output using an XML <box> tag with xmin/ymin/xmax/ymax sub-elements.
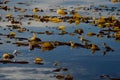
<box><xmin>0</xmin><ymin>67</ymin><xmax>55</xmax><ymax>80</ymax></box>
<box><xmin>0</xmin><ymin>0</ymin><xmax>120</xmax><ymax>80</ymax></box>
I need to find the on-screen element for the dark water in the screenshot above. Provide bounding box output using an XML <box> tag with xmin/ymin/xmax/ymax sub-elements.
<box><xmin>0</xmin><ymin>0</ymin><xmax>120</xmax><ymax>80</ymax></box>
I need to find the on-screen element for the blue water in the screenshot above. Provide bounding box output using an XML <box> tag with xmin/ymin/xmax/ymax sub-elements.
<box><xmin>0</xmin><ymin>0</ymin><xmax>120</xmax><ymax>80</ymax></box>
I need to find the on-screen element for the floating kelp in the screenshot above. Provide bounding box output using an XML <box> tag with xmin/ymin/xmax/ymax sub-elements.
<box><xmin>69</xmin><ymin>41</ymin><xmax>75</xmax><ymax>49</ymax></box>
<box><xmin>14</xmin><ymin>6</ymin><xmax>27</xmax><ymax>13</ymax></box>
<box><xmin>49</xmin><ymin>17</ymin><xmax>62</xmax><ymax>23</ymax></box>
<box><xmin>14</xmin><ymin>37</ymin><xmax>28</xmax><ymax>41</ymax></box>
<box><xmin>87</xmin><ymin>32</ymin><xmax>96</xmax><ymax>37</ymax></box>
<box><xmin>78</xmin><ymin>36</ymin><xmax>91</xmax><ymax>44</ymax></box>
<box><xmin>17</xmin><ymin>2</ymin><xmax>27</xmax><ymax>5</ymax></box>
<box><xmin>17</xmin><ymin>28</ymin><xmax>25</xmax><ymax>33</ymax></box>
<box><xmin>90</xmin><ymin>44</ymin><xmax>100</xmax><ymax>54</ymax></box>
<box><xmin>6</xmin><ymin>40</ymin><xmax>11</xmax><ymax>43</ymax></box>
<box><xmin>29</xmin><ymin>41</ymin><xmax>41</xmax><ymax>50</ymax></box>
<box><xmin>41</xmin><ymin>42</ymin><xmax>55</xmax><ymax>52</ymax></box>
<box><xmin>37</xmin><ymin>31</ymin><xmax>54</xmax><ymax>35</ymax></box>
<box><xmin>41</xmin><ymin>47</ymin><xmax>54</xmax><ymax>52</ymax></box>
<box><xmin>45</xmin><ymin>31</ymin><xmax>54</xmax><ymax>35</ymax></box>
<box><xmin>0</xmin><ymin>0</ymin><xmax>9</xmax><ymax>4</ymax></box>
<box><xmin>1</xmin><ymin>6</ymin><xmax>118</xmax><ymax>54</ymax></box>
<box><xmin>74</xmin><ymin>28</ymin><xmax>84</xmax><ymax>35</ymax></box>
<box><xmin>34</xmin><ymin>57</ymin><xmax>43</xmax><ymax>64</ymax></box>
<box><xmin>0</xmin><ymin>0</ymin><xmax>119</xmax><ymax>57</ymax></box>
<box><xmin>12</xmin><ymin>40</ymin><xmax>87</xmax><ymax>51</ymax></box>
<box><xmin>0</xmin><ymin>60</ymin><xmax>29</xmax><ymax>64</ymax></box>
<box><xmin>52</xmin><ymin>68</ymin><xmax>62</xmax><ymax>72</ymax></box>
<box><xmin>2</xmin><ymin>53</ymin><xmax>14</xmax><ymax>60</ymax></box>
<box><xmin>65</xmin><ymin>74</ymin><xmax>73</xmax><ymax>80</ymax></box>
<box><xmin>9</xmin><ymin>31</ymin><xmax>16</xmax><ymax>37</ymax></box>
<box><xmin>6</xmin><ymin>14</ymin><xmax>12</xmax><ymax>18</ymax></box>
<box><xmin>0</xmin><ymin>5</ymin><xmax>10</xmax><ymax>10</ymax></box>
<box><xmin>99</xmin><ymin>74</ymin><xmax>120</xmax><ymax>80</ymax></box>
<box><xmin>53</xmin><ymin>61</ymin><xmax>59</xmax><ymax>66</ymax></box>
<box><xmin>41</xmin><ymin>42</ymin><xmax>54</xmax><ymax>48</ymax></box>
<box><xmin>58</xmin><ymin>30</ymin><xmax>68</xmax><ymax>35</ymax></box>
<box><xmin>6</xmin><ymin>25</ymin><xmax>21</xmax><ymax>29</ymax></box>
<box><xmin>0</xmin><ymin>41</ymin><xmax>3</xmax><ymax>44</ymax></box>
<box><xmin>91</xmin><ymin>44</ymin><xmax>100</xmax><ymax>50</ymax></box>
<box><xmin>0</xmin><ymin>1</ymin><xmax>120</xmax><ymax>80</ymax></box>
<box><xmin>57</xmin><ymin>9</ymin><xmax>67</xmax><ymax>16</ymax></box>
<box><xmin>32</xmin><ymin>8</ymin><xmax>39</xmax><ymax>14</ymax></box>
<box><xmin>13</xmin><ymin>41</ymin><xmax>29</xmax><ymax>46</ymax></box>
<box><xmin>102</xmin><ymin>42</ymin><xmax>114</xmax><ymax>52</ymax></box>
<box><xmin>111</xmin><ymin>0</ymin><xmax>120</xmax><ymax>3</ymax></box>
<box><xmin>28</xmin><ymin>32</ymin><xmax>41</xmax><ymax>42</ymax></box>
<box><xmin>55</xmin><ymin>74</ymin><xmax>64</xmax><ymax>80</ymax></box>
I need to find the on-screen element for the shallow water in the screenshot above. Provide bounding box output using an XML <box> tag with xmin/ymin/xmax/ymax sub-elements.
<box><xmin>0</xmin><ymin>0</ymin><xmax>120</xmax><ymax>80</ymax></box>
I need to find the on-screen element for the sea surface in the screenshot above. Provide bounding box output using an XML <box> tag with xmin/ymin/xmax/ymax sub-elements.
<box><xmin>0</xmin><ymin>0</ymin><xmax>120</xmax><ymax>80</ymax></box>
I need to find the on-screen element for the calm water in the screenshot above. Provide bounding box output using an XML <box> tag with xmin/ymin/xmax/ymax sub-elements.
<box><xmin>0</xmin><ymin>0</ymin><xmax>120</xmax><ymax>80</ymax></box>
